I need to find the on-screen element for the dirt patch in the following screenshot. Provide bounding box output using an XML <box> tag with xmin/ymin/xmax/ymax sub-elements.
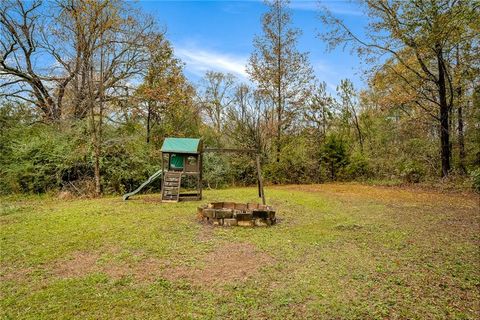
<box><xmin>49</xmin><ymin>244</ymin><xmax>273</xmax><ymax>286</ymax></box>
<box><xmin>53</xmin><ymin>251</ymin><xmax>100</xmax><ymax>278</ymax></box>
<box><xmin>196</xmin><ymin>224</ymin><xmax>214</xmax><ymax>242</ymax></box>
<box><xmin>102</xmin><ymin>257</ymin><xmax>164</xmax><ymax>281</ymax></box>
<box><xmin>163</xmin><ymin>242</ymin><xmax>274</xmax><ymax>286</ymax></box>
<box><xmin>0</xmin><ymin>266</ymin><xmax>34</xmax><ymax>282</ymax></box>
<box><xmin>50</xmin><ymin>249</ymin><xmax>165</xmax><ymax>282</ymax></box>
<box><xmin>131</xmin><ymin>257</ymin><xmax>164</xmax><ymax>281</ymax></box>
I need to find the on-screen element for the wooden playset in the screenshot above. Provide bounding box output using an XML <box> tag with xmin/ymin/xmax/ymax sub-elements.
<box><xmin>123</xmin><ymin>137</ymin><xmax>265</xmax><ymax>205</ymax></box>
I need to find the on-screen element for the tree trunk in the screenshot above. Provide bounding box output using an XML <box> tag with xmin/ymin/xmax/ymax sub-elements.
<box><xmin>352</xmin><ymin>112</ymin><xmax>363</xmax><ymax>153</ymax></box>
<box><xmin>95</xmin><ymin>81</ymin><xmax>103</xmax><ymax>196</ymax></box>
<box><xmin>330</xmin><ymin>161</ymin><xmax>335</xmax><ymax>180</ymax></box>
<box><xmin>94</xmin><ymin>132</ymin><xmax>101</xmax><ymax>196</ymax></box>
<box><xmin>455</xmin><ymin>46</ymin><xmax>466</xmax><ymax>174</ymax></box>
<box><xmin>91</xmin><ymin>32</ymin><xmax>104</xmax><ymax>197</ymax></box>
<box><xmin>276</xmin><ymin>4</ymin><xmax>282</xmax><ymax>164</ymax></box>
<box><xmin>437</xmin><ymin>48</ymin><xmax>451</xmax><ymax>177</ymax></box>
<box><xmin>322</xmin><ymin>105</ymin><xmax>326</xmax><ymax>136</ymax></box>
<box><xmin>276</xmin><ymin>100</ymin><xmax>281</xmax><ymax>163</ymax></box>
<box><xmin>449</xmin><ymin>102</ymin><xmax>453</xmax><ymax>166</ymax></box>
<box><xmin>146</xmin><ymin>101</ymin><xmax>151</xmax><ymax>143</ymax></box>
<box><xmin>89</xmin><ymin>94</ymin><xmax>102</xmax><ymax>196</ymax></box>
<box><xmin>439</xmin><ymin>98</ymin><xmax>451</xmax><ymax>178</ymax></box>
<box><xmin>457</xmin><ymin>86</ymin><xmax>466</xmax><ymax>174</ymax></box>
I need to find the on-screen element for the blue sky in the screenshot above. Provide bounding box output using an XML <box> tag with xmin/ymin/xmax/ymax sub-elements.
<box><xmin>135</xmin><ymin>0</ymin><xmax>369</xmax><ymax>93</ymax></box>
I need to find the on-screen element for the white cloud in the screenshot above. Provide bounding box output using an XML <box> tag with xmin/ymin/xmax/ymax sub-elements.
<box><xmin>314</xmin><ymin>60</ymin><xmax>333</xmax><ymax>73</ymax></box>
<box><xmin>289</xmin><ymin>0</ymin><xmax>318</xmax><ymax>11</ymax></box>
<box><xmin>289</xmin><ymin>0</ymin><xmax>363</xmax><ymax>16</ymax></box>
<box><xmin>327</xmin><ymin>82</ymin><xmax>337</xmax><ymax>92</ymax></box>
<box><xmin>311</xmin><ymin>60</ymin><xmax>342</xmax><ymax>95</ymax></box>
<box><xmin>175</xmin><ymin>46</ymin><xmax>249</xmax><ymax>80</ymax></box>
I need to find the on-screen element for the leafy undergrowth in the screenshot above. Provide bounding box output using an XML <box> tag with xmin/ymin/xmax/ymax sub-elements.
<box><xmin>1</xmin><ymin>185</ymin><xmax>479</xmax><ymax>319</ymax></box>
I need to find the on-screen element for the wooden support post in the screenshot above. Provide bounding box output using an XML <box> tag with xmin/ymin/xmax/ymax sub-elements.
<box><xmin>161</xmin><ymin>152</ymin><xmax>164</xmax><ymax>202</ymax></box>
<box><xmin>256</xmin><ymin>154</ymin><xmax>266</xmax><ymax>205</ymax></box>
<box><xmin>199</xmin><ymin>153</ymin><xmax>203</xmax><ymax>200</ymax></box>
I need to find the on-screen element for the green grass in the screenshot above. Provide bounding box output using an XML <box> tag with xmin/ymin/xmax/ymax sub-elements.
<box><xmin>1</xmin><ymin>184</ymin><xmax>479</xmax><ymax>319</ymax></box>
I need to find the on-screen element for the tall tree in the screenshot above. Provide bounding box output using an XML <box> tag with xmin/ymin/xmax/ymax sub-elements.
<box><xmin>247</xmin><ymin>0</ymin><xmax>314</xmax><ymax>163</ymax></box>
<box><xmin>319</xmin><ymin>0</ymin><xmax>479</xmax><ymax>177</ymax></box>
<box><xmin>0</xmin><ymin>0</ymin><xmax>71</xmax><ymax>121</ymax></box>
<box><xmin>198</xmin><ymin>71</ymin><xmax>236</xmax><ymax>135</ymax></box>
<box><xmin>136</xmin><ymin>35</ymin><xmax>197</xmax><ymax>143</ymax></box>
<box><xmin>69</xmin><ymin>0</ymin><xmax>154</xmax><ymax>195</ymax></box>
<box><xmin>224</xmin><ymin>84</ymin><xmax>270</xmax><ymax>153</ymax></box>
<box><xmin>337</xmin><ymin>79</ymin><xmax>364</xmax><ymax>152</ymax></box>
<box><xmin>452</xmin><ymin>30</ymin><xmax>479</xmax><ymax>173</ymax></box>
<box><xmin>303</xmin><ymin>81</ymin><xmax>333</xmax><ymax>140</ymax></box>
<box><xmin>1</xmin><ymin>0</ymin><xmax>155</xmax><ymax>122</ymax></box>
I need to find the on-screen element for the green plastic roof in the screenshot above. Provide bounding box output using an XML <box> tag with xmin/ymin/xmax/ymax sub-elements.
<box><xmin>161</xmin><ymin>137</ymin><xmax>201</xmax><ymax>153</ymax></box>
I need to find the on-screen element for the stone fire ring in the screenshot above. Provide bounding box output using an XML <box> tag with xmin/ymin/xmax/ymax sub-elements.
<box><xmin>197</xmin><ymin>202</ymin><xmax>276</xmax><ymax>227</ymax></box>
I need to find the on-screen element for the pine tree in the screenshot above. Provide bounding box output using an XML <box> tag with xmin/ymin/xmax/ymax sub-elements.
<box><xmin>247</xmin><ymin>0</ymin><xmax>314</xmax><ymax>163</ymax></box>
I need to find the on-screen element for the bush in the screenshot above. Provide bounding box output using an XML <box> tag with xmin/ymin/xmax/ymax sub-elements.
<box><xmin>0</xmin><ymin>117</ymin><xmax>160</xmax><ymax>195</ymax></box>
<box><xmin>401</xmin><ymin>161</ymin><xmax>425</xmax><ymax>183</ymax></box>
<box><xmin>229</xmin><ymin>154</ymin><xmax>257</xmax><ymax>186</ymax></box>
<box><xmin>263</xmin><ymin>137</ymin><xmax>316</xmax><ymax>184</ymax></box>
<box><xmin>100</xmin><ymin>126</ymin><xmax>159</xmax><ymax>195</ymax></box>
<box><xmin>320</xmin><ymin>135</ymin><xmax>349</xmax><ymax>181</ymax></box>
<box><xmin>345</xmin><ymin>152</ymin><xmax>371</xmax><ymax>179</ymax></box>
<box><xmin>203</xmin><ymin>153</ymin><xmax>231</xmax><ymax>188</ymax></box>
<box><xmin>470</xmin><ymin>168</ymin><xmax>480</xmax><ymax>192</ymax></box>
<box><xmin>1</xmin><ymin>124</ymin><xmax>84</xmax><ymax>194</ymax></box>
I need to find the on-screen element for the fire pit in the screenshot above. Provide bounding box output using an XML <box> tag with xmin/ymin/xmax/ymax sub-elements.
<box><xmin>197</xmin><ymin>202</ymin><xmax>276</xmax><ymax>227</ymax></box>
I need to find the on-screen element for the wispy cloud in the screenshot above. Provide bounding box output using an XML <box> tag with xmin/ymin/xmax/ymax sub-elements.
<box><xmin>289</xmin><ymin>0</ymin><xmax>319</xmax><ymax>11</ymax></box>
<box><xmin>221</xmin><ymin>1</ymin><xmax>251</xmax><ymax>14</ymax></box>
<box><xmin>175</xmin><ymin>45</ymin><xmax>249</xmax><ymax>80</ymax></box>
<box><xmin>312</xmin><ymin>59</ymin><xmax>343</xmax><ymax>95</ymax></box>
<box><xmin>290</xmin><ymin>0</ymin><xmax>363</xmax><ymax>16</ymax></box>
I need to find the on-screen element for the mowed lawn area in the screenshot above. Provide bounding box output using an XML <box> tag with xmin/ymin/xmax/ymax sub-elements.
<box><xmin>1</xmin><ymin>184</ymin><xmax>479</xmax><ymax>319</ymax></box>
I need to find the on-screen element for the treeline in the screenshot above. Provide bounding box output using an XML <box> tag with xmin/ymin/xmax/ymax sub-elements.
<box><xmin>1</xmin><ymin>0</ymin><xmax>479</xmax><ymax>196</ymax></box>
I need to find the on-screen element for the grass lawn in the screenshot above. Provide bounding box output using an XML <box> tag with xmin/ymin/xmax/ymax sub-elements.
<box><xmin>1</xmin><ymin>184</ymin><xmax>479</xmax><ymax>319</ymax></box>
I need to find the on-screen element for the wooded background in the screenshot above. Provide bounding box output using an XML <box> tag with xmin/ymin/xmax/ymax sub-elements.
<box><xmin>1</xmin><ymin>0</ymin><xmax>479</xmax><ymax>196</ymax></box>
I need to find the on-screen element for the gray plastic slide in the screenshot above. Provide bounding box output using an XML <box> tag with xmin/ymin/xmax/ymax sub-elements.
<box><xmin>123</xmin><ymin>169</ymin><xmax>163</xmax><ymax>201</ymax></box>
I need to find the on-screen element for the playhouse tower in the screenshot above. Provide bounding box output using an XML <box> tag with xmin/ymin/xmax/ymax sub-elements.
<box><xmin>160</xmin><ymin>137</ymin><xmax>203</xmax><ymax>202</ymax></box>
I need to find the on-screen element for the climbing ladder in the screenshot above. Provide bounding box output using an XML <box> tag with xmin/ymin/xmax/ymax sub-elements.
<box><xmin>162</xmin><ymin>172</ymin><xmax>182</xmax><ymax>202</ymax></box>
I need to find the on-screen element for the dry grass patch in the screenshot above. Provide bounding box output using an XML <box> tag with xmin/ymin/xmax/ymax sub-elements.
<box><xmin>196</xmin><ymin>224</ymin><xmax>214</xmax><ymax>242</ymax></box>
<box><xmin>49</xmin><ymin>243</ymin><xmax>273</xmax><ymax>285</ymax></box>
<box><xmin>278</xmin><ymin>183</ymin><xmax>478</xmax><ymax>209</ymax></box>
<box><xmin>53</xmin><ymin>251</ymin><xmax>100</xmax><ymax>278</ymax></box>
<box><xmin>50</xmin><ymin>249</ymin><xmax>165</xmax><ymax>282</ymax></box>
<box><xmin>102</xmin><ymin>257</ymin><xmax>164</xmax><ymax>281</ymax></box>
<box><xmin>0</xmin><ymin>266</ymin><xmax>34</xmax><ymax>283</ymax></box>
<box><xmin>163</xmin><ymin>242</ymin><xmax>274</xmax><ymax>286</ymax></box>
